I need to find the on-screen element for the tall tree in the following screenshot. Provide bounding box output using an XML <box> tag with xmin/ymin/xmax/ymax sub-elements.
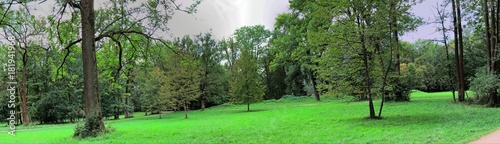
<box><xmin>271</xmin><ymin>13</ymin><xmax>308</xmax><ymax>97</ymax></box>
<box><xmin>484</xmin><ymin>0</ymin><xmax>499</xmax><ymax>106</ymax></box>
<box><xmin>80</xmin><ymin>0</ymin><xmax>105</xmax><ymax>134</ymax></box>
<box><xmin>0</xmin><ymin>8</ymin><xmax>47</xmax><ymax>125</ymax></box>
<box><xmin>44</xmin><ymin>0</ymin><xmax>201</xmax><ymax>136</ymax></box>
<box><xmin>164</xmin><ymin>50</ymin><xmax>201</xmax><ymax>119</ymax></box>
<box><xmin>435</xmin><ymin>1</ymin><xmax>457</xmax><ymax>102</ymax></box>
<box><xmin>230</xmin><ymin>48</ymin><xmax>265</xmax><ymax>112</ymax></box>
<box><xmin>451</xmin><ymin>0</ymin><xmax>466</xmax><ymax>102</ymax></box>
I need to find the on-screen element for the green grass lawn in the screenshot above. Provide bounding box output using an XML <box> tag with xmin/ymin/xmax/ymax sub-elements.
<box><xmin>1</xmin><ymin>91</ymin><xmax>499</xmax><ymax>143</ymax></box>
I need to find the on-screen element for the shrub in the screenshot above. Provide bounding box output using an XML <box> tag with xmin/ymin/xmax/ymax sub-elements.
<box><xmin>279</xmin><ymin>95</ymin><xmax>311</xmax><ymax>102</ymax></box>
<box><xmin>469</xmin><ymin>67</ymin><xmax>500</xmax><ymax>105</ymax></box>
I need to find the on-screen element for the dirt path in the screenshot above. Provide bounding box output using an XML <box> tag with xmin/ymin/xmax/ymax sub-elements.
<box><xmin>469</xmin><ymin>130</ymin><xmax>500</xmax><ymax>144</ymax></box>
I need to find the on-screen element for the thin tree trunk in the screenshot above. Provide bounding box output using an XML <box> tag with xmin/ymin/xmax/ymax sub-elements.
<box><xmin>159</xmin><ymin>109</ymin><xmax>162</xmax><ymax>119</ymax></box>
<box><xmin>451</xmin><ymin>0</ymin><xmax>462</xmax><ymax>102</ymax></box>
<box><xmin>123</xmin><ymin>74</ymin><xmax>131</xmax><ymax>118</ymax></box>
<box><xmin>311</xmin><ymin>72</ymin><xmax>320</xmax><ymax>101</ymax></box>
<box><xmin>247</xmin><ymin>102</ymin><xmax>250</xmax><ymax>112</ymax></box>
<box><xmin>489</xmin><ymin>0</ymin><xmax>498</xmax><ymax>107</ymax></box>
<box><xmin>114</xmin><ymin>107</ymin><xmax>119</xmax><ymax>119</ymax></box>
<box><xmin>437</xmin><ymin>3</ymin><xmax>457</xmax><ymax>102</ymax></box>
<box><xmin>356</xmin><ymin>12</ymin><xmax>376</xmax><ymax>118</ymax></box>
<box><xmin>378</xmin><ymin>1</ymin><xmax>396</xmax><ymax>116</ymax></box>
<box><xmin>457</xmin><ymin>0</ymin><xmax>466</xmax><ymax>102</ymax></box>
<box><xmin>485</xmin><ymin>0</ymin><xmax>492</xmax><ymax>73</ymax></box>
<box><xmin>390</xmin><ymin>0</ymin><xmax>404</xmax><ymax>101</ymax></box>
<box><xmin>201</xmin><ymin>98</ymin><xmax>205</xmax><ymax>110</ymax></box>
<box><xmin>377</xmin><ymin>40</ymin><xmax>392</xmax><ymax>117</ymax></box>
<box><xmin>184</xmin><ymin>104</ymin><xmax>189</xmax><ymax>119</ymax></box>
<box><xmin>305</xmin><ymin>46</ymin><xmax>320</xmax><ymax>101</ymax></box>
<box><xmin>81</xmin><ymin>0</ymin><xmax>105</xmax><ymax>132</ymax></box>
<box><xmin>21</xmin><ymin>49</ymin><xmax>29</xmax><ymax>125</ymax></box>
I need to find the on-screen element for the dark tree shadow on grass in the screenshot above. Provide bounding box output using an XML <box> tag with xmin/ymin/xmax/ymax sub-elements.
<box><xmin>231</xmin><ymin>109</ymin><xmax>268</xmax><ymax>113</ymax></box>
<box><xmin>343</xmin><ymin>112</ymin><xmax>458</xmax><ymax>128</ymax></box>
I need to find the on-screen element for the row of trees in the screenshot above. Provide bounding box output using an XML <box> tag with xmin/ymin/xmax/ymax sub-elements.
<box><xmin>2</xmin><ymin>0</ymin><xmax>500</xmax><ymax>138</ymax></box>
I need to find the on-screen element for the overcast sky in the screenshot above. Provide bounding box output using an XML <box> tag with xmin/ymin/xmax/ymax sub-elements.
<box><xmin>166</xmin><ymin>0</ymin><xmax>289</xmax><ymax>39</ymax></box>
<box><xmin>168</xmin><ymin>0</ymin><xmax>451</xmax><ymax>43</ymax></box>
<box><xmin>25</xmin><ymin>0</ymin><xmax>449</xmax><ymax>43</ymax></box>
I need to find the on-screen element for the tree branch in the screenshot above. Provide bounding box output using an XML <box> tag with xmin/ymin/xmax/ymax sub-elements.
<box><xmin>66</xmin><ymin>0</ymin><xmax>81</xmax><ymax>10</ymax></box>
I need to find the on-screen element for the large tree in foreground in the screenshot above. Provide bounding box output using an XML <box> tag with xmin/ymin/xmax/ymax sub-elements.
<box><xmin>230</xmin><ymin>48</ymin><xmax>265</xmax><ymax>112</ymax></box>
<box><xmin>49</xmin><ymin>0</ymin><xmax>200</xmax><ymax>137</ymax></box>
<box><xmin>72</xmin><ymin>0</ymin><xmax>105</xmax><ymax>137</ymax></box>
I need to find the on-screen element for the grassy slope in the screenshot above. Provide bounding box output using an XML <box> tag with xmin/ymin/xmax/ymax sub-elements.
<box><xmin>1</xmin><ymin>91</ymin><xmax>500</xmax><ymax>143</ymax></box>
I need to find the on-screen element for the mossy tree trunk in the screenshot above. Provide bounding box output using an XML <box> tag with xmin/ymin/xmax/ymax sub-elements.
<box><xmin>81</xmin><ymin>0</ymin><xmax>105</xmax><ymax>134</ymax></box>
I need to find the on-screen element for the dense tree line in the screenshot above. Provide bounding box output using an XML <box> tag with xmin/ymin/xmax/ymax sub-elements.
<box><xmin>2</xmin><ymin>0</ymin><xmax>500</xmax><ymax>138</ymax></box>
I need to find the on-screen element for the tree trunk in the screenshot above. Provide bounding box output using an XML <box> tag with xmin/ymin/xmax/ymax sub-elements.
<box><xmin>489</xmin><ymin>0</ymin><xmax>498</xmax><ymax>107</ymax></box>
<box><xmin>378</xmin><ymin>2</ymin><xmax>396</xmax><ymax>116</ymax></box>
<box><xmin>201</xmin><ymin>98</ymin><xmax>205</xmax><ymax>110</ymax></box>
<box><xmin>21</xmin><ymin>49</ymin><xmax>29</xmax><ymax>125</ymax></box>
<box><xmin>437</xmin><ymin>4</ymin><xmax>457</xmax><ymax>102</ymax></box>
<box><xmin>114</xmin><ymin>107</ymin><xmax>119</xmax><ymax>119</ymax></box>
<box><xmin>247</xmin><ymin>102</ymin><xmax>250</xmax><ymax>112</ymax></box>
<box><xmin>356</xmin><ymin>12</ymin><xmax>376</xmax><ymax>118</ymax></box>
<box><xmin>451</xmin><ymin>0</ymin><xmax>462</xmax><ymax>102</ymax></box>
<box><xmin>159</xmin><ymin>109</ymin><xmax>162</xmax><ymax>119</ymax></box>
<box><xmin>123</xmin><ymin>97</ymin><xmax>130</xmax><ymax>118</ymax></box>
<box><xmin>390</xmin><ymin>0</ymin><xmax>404</xmax><ymax>101</ymax></box>
<box><xmin>184</xmin><ymin>104</ymin><xmax>189</xmax><ymax>119</ymax></box>
<box><xmin>305</xmin><ymin>44</ymin><xmax>320</xmax><ymax>101</ymax></box>
<box><xmin>81</xmin><ymin>0</ymin><xmax>105</xmax><ymax>132</ymax></box>
<box><xmin>311</xmin><ymin>72</ymin><xmax>320</xmax><ymax>101</ymax></box>
<box><xmin>123</xmin><ymin>76</ymin><xmax>131</xmax><ymax>118</ymax></box>
<box><xmin>456</xmin><ymin>0</ymin><xmax>466</xmax><ymax>102</ymax></box>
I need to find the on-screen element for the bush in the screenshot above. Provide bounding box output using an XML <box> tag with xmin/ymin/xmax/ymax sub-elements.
<box><xmin>469</xmin><ymin>67</ymin><xmax>500</xmax><ymax>105</ymax></box>
<box><xmin>279</xmin><ymin>95</ymin><xmax>311</xmax><ymax>102</ymax></box>
<box><xmin>34</xmin><ymin>90</ymin><xmax>83</xmax><ymax>124</ymax></box>
<box><xmin>263</xmin><ymin>99</ymin><xmax>278</xmax><ymax>103</ymax></box>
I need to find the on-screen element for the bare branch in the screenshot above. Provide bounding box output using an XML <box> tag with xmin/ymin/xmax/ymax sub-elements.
<box><xmin>55</xmin><ymin>39</ymin><xmax>81</xmax><ymax>78</ymax></box>
<box><xmin>66</xmin><ymin>0</ymin><xmax>81</xmax><ymax>9</ymax></box>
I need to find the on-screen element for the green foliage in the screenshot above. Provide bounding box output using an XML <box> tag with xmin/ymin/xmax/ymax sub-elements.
<box><xmin>411</xmin><ymin>40</ymin><xmax>453</xmax><ymax>92</ymax></box>
<box><xmin>34</xmin><ymin>89</ymin><xmax>83</xmax><ymax>124</ymax></box>
<box><xmin>270</xmin><ymin>13</ymin><xmax>309</xmax><ymax>97</ymax></box>
<box><xmin>153</xmin><ymin>67</ymin><xmax>176</xmax><ymax>114</ymax></box>
<box><xmin>176</xmin><ymin>33</ymin><xmax>230</xmax><ymax>106</ymax></box>
<box><xmin>469</xmin><ymin>67</ymin><xmax>500</xmax><ymax>104</ymax></box>
<box><xmin>138</xmin><ymin>67</ymin><xmax>174</xmax><ymax>115</ymax></box>
<box><xmin>234</xmin><ymin>25</ymin><xmax>271</xmax><ymax>60</ymax></box>
<box><xmin>163</xmin><ymin>50</ymin><xmax>202</xmax><ymax>116</ymax></box>
<box><xmin>229</xmin><ymin>48</ymin><xmax>265</xmax><ymax>110</ymax></box>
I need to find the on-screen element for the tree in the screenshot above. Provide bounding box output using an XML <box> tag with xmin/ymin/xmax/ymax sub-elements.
<box><xmin>435</xmin><ymin>1</ymin><xmax>457</xmax><ymax>102</ymax></box>
<box><xmin>483</xmin><ymin>0</ymin><xmax>499</xmax><ymax>106</ymax></box>
<box><xmin>298</xmin><ymin>0</ymin><xmax>422</xmax><ymax>118</ymax></box>
<box><xmin>164</xmin><ymin>50</ymin><xmax>201</xmax><ymax>119</ymax></box>
<box><xmin>234</xmin><ymin>25</ymin><xmax>271</xmax><ymax>61</ymax></box>
<box><xmin>150</xmin><ymin>67</ymin><xmax>174</xmax><ymax>119</ymax></box>
<box><xmin>42</xmin><ymin>0</ymin><xmax>201</xmax><ymax>137</ymax></box>
<box><xmin>230</xmin><ymin>48</ymin><xmax>265</xmax><ymax>112</ymax></box>
<box><xmin>271</xmin><ymin>13</ymin><xmax>308</xmax><ymax>97</ymax></box>
<box><xmin>451</xmin><ymin>0</ymin><xmax>466</xmax><ymax>102</ymax></box>
<box><xmin>194</xmin><ymin>33</ymin><xmax>228</xmax><ymax>109</ymax></box>
<box><xmin>1</xmin><ymin>7</ymin><xmax>48</xmax><ymax>125</ymax></box>
<box><xmin>78</xmin><ymin>0</ymin><xmax>105</xmax><ymax>136</ymax></box>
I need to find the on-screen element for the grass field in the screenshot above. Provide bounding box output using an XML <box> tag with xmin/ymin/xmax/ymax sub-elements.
<box><xmin>1</xmin><ymin>91</ymin><xmax>500</xmax><ymax>143</ymax></box>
